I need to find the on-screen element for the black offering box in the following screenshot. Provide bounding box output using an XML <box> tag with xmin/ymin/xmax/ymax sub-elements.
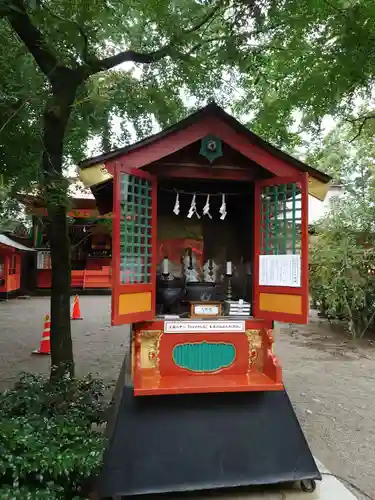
<box><xmin>185</xmin><ymin>282</ymin><xmax>225</xmax><ymax>303</ymax></box>
<box><xmin>156</xmin><ymin>276</ymin><xmax>186</xmax><ymax>315</ymax></box>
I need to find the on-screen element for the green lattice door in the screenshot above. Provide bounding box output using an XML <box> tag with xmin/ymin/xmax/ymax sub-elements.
<box><xmin>253</xmin><ymin>174</ymin><xmax>309</xmax><ymax>324</ymax></box>
<box><xmin>111</xmin><ymin>165</ymin><xmax>157</xmax><ymax>326</ymax></box>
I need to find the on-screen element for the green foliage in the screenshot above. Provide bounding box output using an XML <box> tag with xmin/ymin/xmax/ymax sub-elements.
<box><xmin>0</xmin><ymin>0</ymin><xmax>373</xmax><ymax>184</ymax></box>
<box><xmin>233</xmin><ymin>0</ymin><xmax>375</xmax><ymax>144</ymax></box>
<box><xmin>0</xmin><ymin>20</ymin><xmax>46</xmax><ymax>189</ymax></box>
<box><xmin>0</xmin><ymin>373</ymin><xmax>109</xmax><ymax>499</ymax></box>
<box><xmin>0</xmin><ymin>485</ymin><xmax>67</xmax><ymax>499</ymax></box>
<box><xmin>0</xmin><ymin>177</ymin><xmax>30</xmax><ymax>232</ymax></box>
<box><xmin>305</xmin><ymin>114</ymin><xmax>375</xmax><ymax>193</ymax></box>
<box><xmin>307</xmin><ymin>109</ymin><xmax>375</xmax><ymax>338</ymax></box>
<box><xmin>310</xmin><ymin>197</ymin><xmax>375</xmax><ymax>338</ymax></box>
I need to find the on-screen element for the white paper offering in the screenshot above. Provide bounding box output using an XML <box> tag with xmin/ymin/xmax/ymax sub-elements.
<box><xmin>259</xmin><ymin>254</ymin><xmax>301</xmax><ymax>287</ymax></box>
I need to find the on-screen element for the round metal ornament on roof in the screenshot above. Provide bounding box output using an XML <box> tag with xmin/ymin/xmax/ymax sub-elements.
<box><xmin>199</xmin><ymin>135</ymin><xmax>223</xmax><ymax>163</ymax></box>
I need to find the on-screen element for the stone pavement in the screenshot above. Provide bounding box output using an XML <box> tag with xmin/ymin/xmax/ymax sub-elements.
<box><xmin>1</xmin><ymin>296</ymin><xmax>374</xmax><ymax>499</ymax></box>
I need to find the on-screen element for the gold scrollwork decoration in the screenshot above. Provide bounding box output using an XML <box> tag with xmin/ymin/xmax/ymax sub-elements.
<box><xmin>245</xmin><ymin>329</ymin><xmax>263</xmax><ymax>370</ymax></box>
<box><xmin>138</xmin><ymin>330</ymin><xmax>163</xmax><ymax>369</ymax></box>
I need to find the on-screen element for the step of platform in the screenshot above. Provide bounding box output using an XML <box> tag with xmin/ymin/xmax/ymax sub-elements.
<box><xmin>191</xmin><ymin>460</ymin><xmax>358</xmax><ymax>499</ymax></box>
<box><xmin>134</xmin><ymin>372</ymin><xmax>284</xmax><ymax>396</ymax></box>
<box><xmin>92</xmin><ymin>460</ymin><xmax>358</xmax><ymax>499</ymax></box>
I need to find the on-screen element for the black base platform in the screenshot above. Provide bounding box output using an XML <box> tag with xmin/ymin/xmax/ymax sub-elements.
<box><xmin>99</xmin><ymin>388</ymin><xmax>320</xmax><ymax>498</ymax></box>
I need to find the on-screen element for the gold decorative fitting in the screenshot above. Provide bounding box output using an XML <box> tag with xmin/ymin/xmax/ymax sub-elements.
<box><xmin>139</xmin><ymin>329</ymin><xmax>161</xmax><ymax>338</ymax></box>
<box><xmin>245</xmin><ymin>330</ymin><xmax>263</xmax><ymax>371</ymax></box>
<box><xmin>139</xmin><ymin>330</ymin><xmax>163</xmax><ymax>369</ymax></box>
<box><xmin>264</xmin><ymin>329</ymin><xmax>275</xmax><ymax>350</ymax></box>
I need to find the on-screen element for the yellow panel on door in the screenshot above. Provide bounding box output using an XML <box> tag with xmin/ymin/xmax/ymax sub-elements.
<box><xmin>119</xmin><ymin>292</ymin><xmax>152</xmax><ymax>315</ymax></box>
<box><xmin>259</xmin><ymin>293</ymin><xmax>302</xmax><ymax>315</ymax></box>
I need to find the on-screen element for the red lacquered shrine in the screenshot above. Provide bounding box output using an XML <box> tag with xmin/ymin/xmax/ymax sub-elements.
<box><xmin>0</xmin><ymin>234</ymin><xmax>34</xmax><ymax>299</ymax></box>
<box><xmin>22</xmin><ymin>195</ymin><xmax>112</xmax><ymax>290</ymax></box>
<box><xmin>79</xmin><ymin>103</ymin><xmax>331</xmax><ymax>498</ymax></box>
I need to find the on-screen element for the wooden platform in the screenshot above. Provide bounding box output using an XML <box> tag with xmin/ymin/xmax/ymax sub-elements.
<box><xmin>99</xmin><ymin>388</ymin><xmax>320</xmax><ymax>497</ymax></box>
<box><xmin>134</xmin><ymin>372</ymin><xmax>283</xmax><ymax>396</ymax></box>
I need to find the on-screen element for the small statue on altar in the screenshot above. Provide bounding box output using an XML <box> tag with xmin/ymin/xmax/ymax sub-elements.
<box><xmin>182</xmin><ymin>248</ymin><xmax>200</xmax><ymax>282</ymax></box>
<box><xmin>202</xmin><ymin>259</ymin><xmax>219</xmax><ymax>283</ymax></box>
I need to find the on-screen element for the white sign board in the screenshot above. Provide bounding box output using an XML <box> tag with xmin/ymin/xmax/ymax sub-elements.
<box><xmin>37</xmin><ymin>250</ymin><xmax>51</xmax><ymax>270</ymax></box>
<box><xmin>165</xmin><ymin>320</ymin><xmax>245</xmax><ymax>333</ymax></box>
<box><xmin>193</xmin><ymin>305</ymin><xmax>219</xmax><ymax>315</ymax></box>
<box><xmin>259</xmin><ymin>254</ymin><xmax>301</xmax><ymax>288</ymax></box>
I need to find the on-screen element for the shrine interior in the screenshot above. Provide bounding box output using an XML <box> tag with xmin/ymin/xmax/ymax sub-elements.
<box><xmin>156</xmin><ymin>178</ymin><xmax>254</xmax><ymax>316</ymax></box>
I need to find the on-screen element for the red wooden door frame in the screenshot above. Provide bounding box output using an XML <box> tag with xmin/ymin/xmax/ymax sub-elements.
<box><xmin>253</xmin><ymin>173</ymin><xmax>309</xmax><ymax>324</ymax></box>
<box><xmin>111</xmin><ymin>160</ymin><xmax>157</xmax><ymax>326</ymax></box>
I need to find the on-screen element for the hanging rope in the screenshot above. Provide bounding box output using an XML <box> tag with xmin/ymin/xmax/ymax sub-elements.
<box><xmin>164</xmin><ymin>188</ymin><xmax>246</xmax><ymax>219</ymax></box>
<box><xmin>160</xmin><ymin>188</ymin><xmax>244</xmax><ymax>197</ymax></box>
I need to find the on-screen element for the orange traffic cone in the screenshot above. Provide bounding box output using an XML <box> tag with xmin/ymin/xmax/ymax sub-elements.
<box><xmin>32</xmin><ymin>314</ymin><xmax>51</xmax><ymax>355</ymax></box>
<box><xmin>71</xmin><ymin>295</ymin><xmax>83</xmax><ymax>320</ymax></box>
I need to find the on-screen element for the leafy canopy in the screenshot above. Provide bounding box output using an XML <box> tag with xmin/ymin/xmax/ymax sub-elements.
<box><xmin>233</xmin><ymin>0</ymin><xmax>375</xmax><ymax>145</ymax></box>
<box><xmin>1</xmin><ymin>0</ymin><xmax>374</xmax><ymax>181</ymax></box>
<box><xmin>305</xmin><ymin>113</ymin><xmax>375</xmax><ymax>195</ymax></box>
<box><xmin>0</xmin><ymin>0</ymin><xmax>258</xmax><ymax>188</ymax></box>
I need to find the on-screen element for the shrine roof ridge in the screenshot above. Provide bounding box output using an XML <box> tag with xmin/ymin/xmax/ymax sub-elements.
<box><xmin>0</xmin><ymin>234</ymin><xmax>34</xmax><ymax>252</ymax></box>
<box><xmin>78</xmin><ymin>102</ymin><xmax>331</xmax><ymax>184</ymax></box>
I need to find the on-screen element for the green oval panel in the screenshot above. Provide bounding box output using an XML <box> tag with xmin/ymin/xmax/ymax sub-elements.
<box><xmin>172</xmin><ymin>342</ymin><xmax>236</xmax><ymax>372</ymax></box>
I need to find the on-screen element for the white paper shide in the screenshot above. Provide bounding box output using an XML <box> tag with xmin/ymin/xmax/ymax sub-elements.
<box><xmin>259</xmin><ymin>254</ymin><xmax>301</xmax><ymax>287</ymax></box>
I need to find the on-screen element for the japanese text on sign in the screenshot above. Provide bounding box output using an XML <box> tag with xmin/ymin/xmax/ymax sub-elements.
<box><xmin>193</xmin><ymin>305</ymin><xmax>219</xmax><ymax>315</ymax></box>
<box><xmin>165</xmin><ymin>321</ymin><xmax>245</xmax><ymax>333</ymax></box>
<box><xmin>259</xmin><ymin>254</ymin><xmax>301</xmax><ymax>287</ymax></box>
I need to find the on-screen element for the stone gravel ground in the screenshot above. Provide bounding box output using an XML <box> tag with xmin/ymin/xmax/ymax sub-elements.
<box><xmin>0</xmin><ymin>296</ymin><xmax>374</xmax><ymax>499</ymax></box>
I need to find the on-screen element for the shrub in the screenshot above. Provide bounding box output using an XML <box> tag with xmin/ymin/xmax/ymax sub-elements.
<box><xmin>0</xmin><ymin>373</ymin><xmax>109</xmax><ymax>499</ymax></box>
<box><xmin>310</xmin><ymin>197</ymin><xmax>375</xmax><ymax>338</ymax></box>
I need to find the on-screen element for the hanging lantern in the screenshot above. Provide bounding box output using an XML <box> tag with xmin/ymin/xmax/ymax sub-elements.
<box><xmin>199</xmin><ymin>135</ymin><xmax>223</xmax><ymax>163</ymax></box>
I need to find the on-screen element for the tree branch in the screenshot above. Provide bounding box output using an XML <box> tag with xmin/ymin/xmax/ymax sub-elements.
<box><xmin>183</xmin><ymin>1</ymin><xmax>223</xmax><ymax>35</ymax></box>
<box><xmin>41</xmin><ymin>2</ymin><xmax>89</xmax><ymax>64</ymax></box>
<box><xmin>6</xmin><ymin>0</ymin><xmax>59</xmax><ymax>79</ymax></box>
<box><xmin>90</xmin><ymin>0</ymin><xmax>224</xmax><ymax>74</ymax></box>
<box><xmin>322</xmin><ymin>0</ymin><xmax>348</xmax><ymax>17</ymax></box>
<box><xmin>346</xmin><ymin>114</ymin><xmax>375</xmax><ymax>142</ymax></box>
<box><xmin>0</xmin><ymin>99</ymin><xmax>26</xmax><ymax>133</ymax></box>
<box><xmin>90</xmin><ymin>48</ymin><xmax>172</xmax><ymax>72</ymax></box>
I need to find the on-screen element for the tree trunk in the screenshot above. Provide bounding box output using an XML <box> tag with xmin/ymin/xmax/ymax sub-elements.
<box><xmin>43</xmin><ymin>78</ymin><xmax>79</xmax><ymax>380</ymax></box>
